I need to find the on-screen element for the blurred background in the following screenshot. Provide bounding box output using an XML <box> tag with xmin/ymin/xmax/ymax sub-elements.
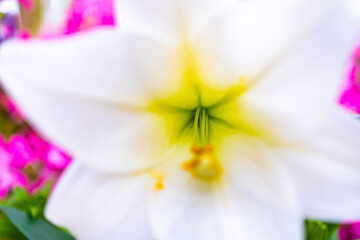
<box><xmin>0</xmin><ymin>0</ymin><xmax>358</xmax><ymax>239</ymax></box>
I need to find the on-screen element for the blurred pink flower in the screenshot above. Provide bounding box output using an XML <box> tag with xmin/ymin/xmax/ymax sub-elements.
<box><xmin>8</xmin><ymin>134</ymin><xmax>52</xmax><ymax>194</ymax></box>
<box><xmin>17</xmin><ymin>0</ymin><xmax>114</xmax><ymax>38</ymax></box>
<box><xmin>339</xmin><ymin>222</ymin><xmax>360</xmax><ymax>240</ymax></box>
<box><xmin>28</xmin><ymin>132</ymin><xmax>71</xmax><ymax>170</ymax></box>
<box><xmin>19</xmin><ymin>29</ymin><xmax>31</xmax><ymax>39</ymax></box>
<box><xmin>65</xmin><ymin>0</ymin><xmax>114</xmax><ymax>34</ymax></box>
<box><xmin>0</xmin><ymin>135</ymin><xmax>27</xmax><ymax>198</ymax></box>
<box><xmin>17</xmin><ymin>132</ymin><xmax>72</xmax><ymax>194</ymax></box>
<box><xmin>42</xmin><ymin>0</ymin><xmax>115</xmax><ymax>36</ymax></box>
<box><xmin>17</xmin><ymin>0</ymin><xmax>33</xmax><ymax>11</ymax></box>
<box><xmin>8</xmin><ymin>134</ymin><xmax>34</xmax><ymax>168</ymax></box>
<box><xmin>338</xmin><ymin>45</ymin><xmax>360</xmax><ymax>114</ymax></box>
<box><xmin>45</xmin><ymin>145</ymin><xmax>72</xmax><ymax>170</ymax></box>
<box><xmin>0</xmin><ymin>132</ymin><xmax>72</xmax><ymax>196</ymax></box>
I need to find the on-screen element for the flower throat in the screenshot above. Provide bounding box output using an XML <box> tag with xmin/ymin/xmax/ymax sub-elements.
<box><xmin>148</xmin><ymin>45</ymin><xmax>256</xmax><ymax>182</ymax></box>
<box><xmin>181</xmin><ymin>105</ymin><xmax>223</xmax><ymax>182</ymax></box>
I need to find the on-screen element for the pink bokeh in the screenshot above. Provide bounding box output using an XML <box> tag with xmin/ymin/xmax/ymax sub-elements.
<box><xmin>65</xmin><ymin>0</ymin><xmax>114</xmax><ymax>34</ymax></box>
<box><xmin>337</xmin><ymin>45</ymin><xmax>360</xmax><ymax>240</ymax></box>
<box><xmin>0</xmin><ymin>136</ymin><xmax>27</xmax><ymax>198</ymax></box>
<box><xmin>339</xmin><ymin>222</ymin><xmax>360</xmax><ymax>240</ymax></box>
<box><xmin>338</xmin><ymin>45</ymin><xmax>360</xmax><ymax>114</ymax></box>
<box><xmin>0</xmin><ymin>133</ymin><xmax>71</xmax><ymax>198</ymax></box>
<box><xmin>17</xmin><ymin>0</ymin><xmax>33</xmax><ymax>11</ymax></box>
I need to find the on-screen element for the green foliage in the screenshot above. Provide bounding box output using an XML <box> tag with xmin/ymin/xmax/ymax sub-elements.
<box><xmin>2</xmin><ymin>186</ymin><xmax>50</xmax><ymax>219</ymax></box>
<box><xmin>0</xmin><ymin>214</ymin><xmax>27</xmax><ymax>240</ymax></box>
<box><xmin>0</xmin><ymin>186</ymin><xmax>75</xmax><ymax>240</ymax></box>
<box><xmin>0</xmin><ymin>206</ymin><xmax>75</xmax><ymax>240</ymax></box>
<box><xmin>305</xmin><ymin>220</ymin><xmax>339</xmax><ymax>240</ymax></box>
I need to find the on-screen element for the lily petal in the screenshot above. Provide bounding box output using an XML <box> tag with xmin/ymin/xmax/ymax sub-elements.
<box><xmin>0</xmin><ymin>78</ymin><xmax>174</xmax><ymax>172</ymax></box>
<box><xmin>0</xmin><ymin>30</ymin><xmax>184</xmax><ymax>172</ymax></box>
<box><xmin>147</xmin><ymin>136</ymin><xmax>303</xmax><ymax>240</ymax></box>
<box><xmin>192</xmin><ymin>0</ymin><xmax>340</xmax><ymax>88</ymax></box>
<box><xmin>238</xmin><ymin>5</ymin><xmax>360</xmax><ymax>142</ymax></box>
<box><xmin>0</xmin><ymin>29</ymin><xmax>182</xmax><ymax>106</ymax></box>
<box><xmin>48</xmin><ymin>139</ymin><xmax>304</xmax><ymax>240</ymax></box>
<box><xmin>115</xmin><ymin>0</ymin><xmax>236</xmax><ymax>45</ymax></box>
<box><xmin>46</xmin><ymin>161</ymin><xmax>152</xmax><ymax>240</ymax></box>
<box><xmin>280</xmin><ymin>107</ymin><xmax>360</xmax><ymax>221</ymax></box>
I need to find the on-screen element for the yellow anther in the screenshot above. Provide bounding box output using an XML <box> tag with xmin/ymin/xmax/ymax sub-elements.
<box><xmin>182</xmin><ymin>144</ymin><xmax>223</xmax><ymax>182</ymax></box>
<box><xmin>150</xmin><ymin>170</ymin><xmax>166</xmax><ymax>191</ymax></box>
<box><xmin>181</xmin><ymin>158</ymin><xmax>198</xmax><ymax>171</ymax></box>
<box><xmin>155</xmin><ymin>180</ymin><xmax>165</xmax><ymax>190</ymax></box>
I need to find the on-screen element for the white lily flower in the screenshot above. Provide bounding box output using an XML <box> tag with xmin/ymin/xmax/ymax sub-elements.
<box><xmin>0</xmin><ymin>0</ymin><xmax>360</xmax><ymax>239</ymax></box>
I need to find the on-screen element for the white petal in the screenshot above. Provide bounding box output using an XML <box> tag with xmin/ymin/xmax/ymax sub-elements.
<box><xmin>238</xmin><ymin>5</ymin><xmax>360</xmax><ymax>142</ymax></box>
<box><xmin>0</xmin><ymin>30</ymin><xmax>184</xmax><ymax>172</ymax></box>
<box><xmin>279</xmin><ymin>107</ymin><xmax>360</xmax><ymax>221</ymax></box>
<box><xmin>115</xmin><ymin>0</ymin><xmax>236</xmax><ymax>45</ymax></box>
<box><xmin>1</xmin><ymin>77</ymin><xmax>175</xmax><ymax>172</ymax></box>
<box><xmin>147</xmin><ymin>137</ymin><xmax>303</xmax><ymax>240</ymax></box>
<box><xmin>0</xmin><ymin>29</ymin><xmax>182</xmax><ymax>106</ymax></box>
<box><xmin>345</xmin><ymin>0</ymin><xmax>360</xmax><ymax>19</ymax></box>
<box><xmin>46</xmin><ymin>161</ymin><xmax>152</xmax><ymax>240</ymax></box>
<box><xmin>192</xmin><ymin>0</ymin><xmax>341</xmax><ymax>88</ymax></box>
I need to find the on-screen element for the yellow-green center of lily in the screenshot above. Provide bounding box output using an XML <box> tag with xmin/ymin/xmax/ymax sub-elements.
<box><xmin>148</xmin><ymin>45</ymin><xmax>262</xmax><ymax>183</ymax></box>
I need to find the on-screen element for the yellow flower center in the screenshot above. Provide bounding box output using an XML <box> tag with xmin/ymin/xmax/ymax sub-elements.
<box><xmin>147</xmin><ymin>44</ymin><xmax>265</xmax><ymax>182</ymax></box>
<box><xmin>149</xmin><ymin>78</ymin><xmax>251</xmax><ymax>182</ymax></box>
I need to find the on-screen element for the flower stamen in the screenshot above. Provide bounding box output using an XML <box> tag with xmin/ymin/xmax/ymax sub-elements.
<box><xmin>182</xmin><ymin>144</ymin><xmax>223</xmax><ymax>182</ymax></box>
<box><xmin>150</xmin><ymin>170</ymin><xmax>166</xmax><ymax>191</ymax></box>
<box><xmin>193</xmin><ymin>106</ymin><xmax>210</xmax><ymax>145</ymax></box>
